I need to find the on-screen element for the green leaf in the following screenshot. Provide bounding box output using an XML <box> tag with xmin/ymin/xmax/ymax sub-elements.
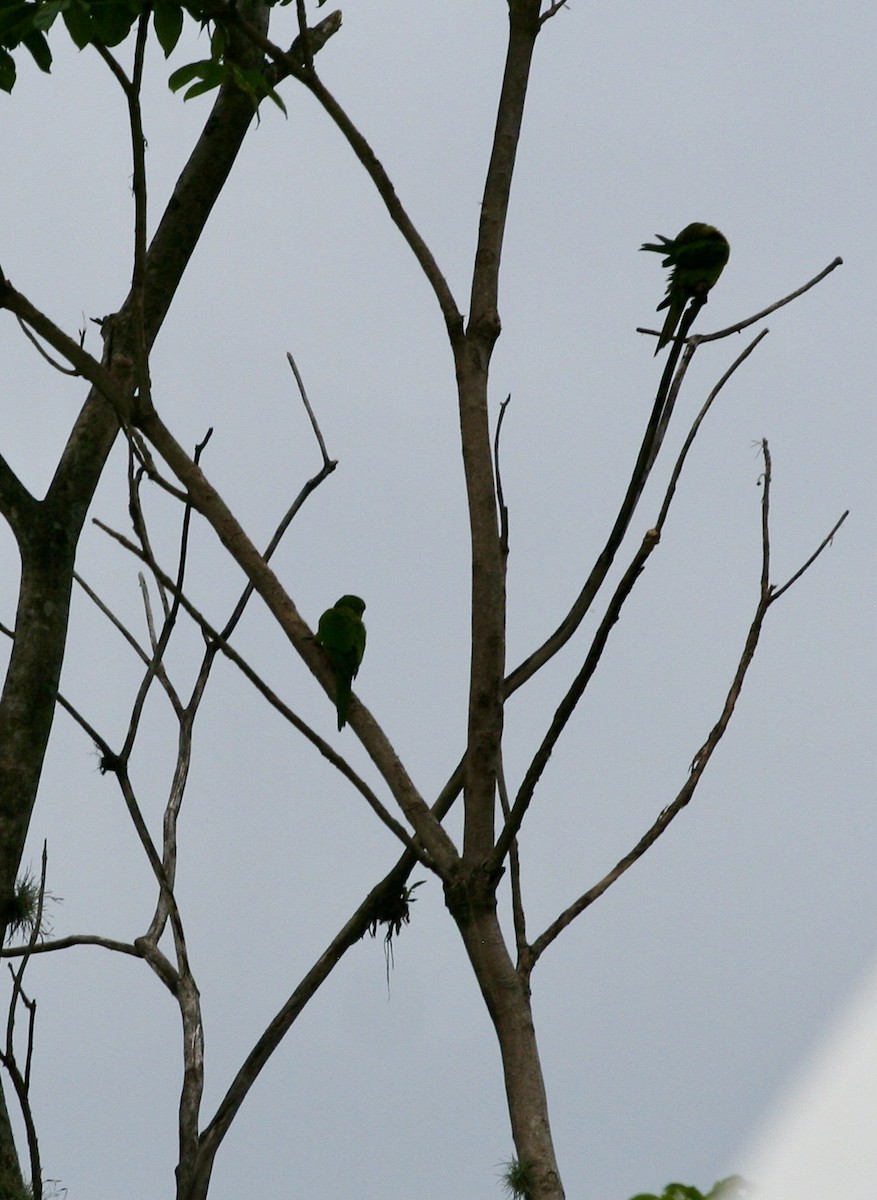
<box><xmin>61</xmin><ymin>0</ymin><xmax>92</xmax><ymax>48</ymax></box>
<box><xmin>152</xmin><ymin>0</ymin><xmax>182</xmax><ymax>56</ymax></box>
<box><xmin>169</xmin><ymin>56</ymin><xmax>223</xmax><ymax>99</ymax></box>
<box><xmin>208</xmin><ymin>20</ymin><xmax>224</xmax><ymax>58</ymax></box>
<box><xmin>182</xmin><ymin>68</ymin><xmax>221</xmax><ymax>98</ymax></box>
<box><xmin>0</xmin><ymin>45</ymin><xmax>16</xmax><ymax>90</ymax></box>
<box><xmin>0</xmin><ymin>3</ymin><xmax>33</xmax><ymax>44</ymax></box>
<box><xmin>229</xmin><ymin>62</ymin><xmax>288</xmax><ymax>114</ymax></box>
<box><xmin>31</xmin><ymin>0</ymin><xmax>69</xmax><ymax>32</ymax></box>
<box><xmin>167</xmin><ymin>57</ymin><xmax>208</xmax><ymax>91</ymax></box>
<box><xmin>265</xmin><ymin>85</ymin><xmax>286</xmax><ymax>116</ymax></box>
<box><xmin>22</xmin><ymin>26</ymin><xmax>51</xmax><ymax>70</ymax></box>
<box><xmin>89</xmin><ymin>0</ymin><xmax>138</xmax><ymax>47</ymax></box>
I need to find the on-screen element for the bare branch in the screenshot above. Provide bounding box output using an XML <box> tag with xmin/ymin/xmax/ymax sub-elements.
<box><xmin>0</xmin><ymin>271</ymin><xmax>129</xmax><ymax>411</ymax></box>
<box><xmin>51</xmin><ymin>661</ymin><xmax>193</xmax><ymax>980</ymax></box>
<box><xmin>539</xmin><ymin>0</ymin><xmax>569</xmax><ymax>23</ymax></box>
<box><xmin>504</xmin><ymin>298</ymin><xmax>704</xmax><ymax>699</ymax></box>
<box><xmin>468</xmin><ymin>0</ymin><xmax>541</xmax><ymax>333</ymax></box>
<box><xmin>139</xmin><ymin>573</ymin><xmax>160</xmax><ymax>655</ymax></box>
<box><xmin>654</xmin><ymin>330</ymin><xmax>770</xmax><ymax>532</ymax></box>
<box><xmin>1</xmin><ymin>930</ymin><xmax>180</xmax><ymax>997</ymax></box>
<box><xmin>186</xmin><ymin>739</ymin><xmax>473</xmax><ymax>1191</ymax></box>
<box><xmin>131</xmin><ymin>401</ymin><xmax>460</xmax><ymax>871</ymax></box>
<box><xmin>91</xmin><ymin>522</ymin><xmax>437</xmax><ymax>865</ymax></box>
<box><xmin>92</xmin><ymin>42</ymin><xmax>132</xmax><ymax>92</ymax></box>
<box><xmin>14</xmin><ymin>313</ymin><xmax>79</xmax><ymax>375</ymax></box>
<box><xmin>208</xmin><ymin>7</ymin><xmax>463</xmax><ymax>336</ymax></box>
<box><xmin>527</xmin><ymin>442</ymin><xmax>848</xmax><ymax>965</ymax></box>
<box><xmin>701</xmin><ymin>256</ymin><xmax>843</xmax><ymax>346</ymax></box>
<box><xmin>430</xmin><ymin>334</ymin><xmax>770</xmax><ymax>877</ymax></box>
<box><xmin>492</xmin><ymin>528</ymin><xmax>660</xmax><ymax>872</ymax></box>
<box><xmin>0</xmin><ymin>933</ymin><xmax>142</xmax><ymax>961</ymax></box>
<box><xmin>192</xmin><ymin>854</ymin><xmax>433</xmax><ymax>1190</ymax></box>
<box><xmin>73</xmin><ymin>572</ymin><xmax>150</xmax><ymax>667</ymax></box>
<box><xmin>211</xmin><ymin>356</ymin><xmax>337</xmax><ymax>648</ymax></box>
<box><xmin>771</xmin><ymin>508</ymin><xmax>849</xmax><ymax>602</ymax></box>
<box><xmin>286</xmin><ymin>351</ymin><xmax>334</xmax><ymax>470</ymax></box>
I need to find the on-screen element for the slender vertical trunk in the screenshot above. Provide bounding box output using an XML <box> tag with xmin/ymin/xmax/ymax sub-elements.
<box><xmin>458</xmin><ymin>0</ymin><xmax>541</xmax><ymax>863</ymax></box>
<box><xmin>450</xmin><ymin>8</ymin><xmax>562</xmax><ymax>1194</ymax></box>
<box><xmin>448</xmin><ymin>886</ymin><xmax>565</xmax><ymax>1200</ymax></box>
<box><xmin>455</xmin><ymin>343</ymin><xmax>506</xmax><ymax>862</ymax></box>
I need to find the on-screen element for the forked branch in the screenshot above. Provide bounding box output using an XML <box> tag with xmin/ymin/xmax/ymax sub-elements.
<box><xmin>526</xmin><ymin>442</ymin><xmax>848</xmax><ymax>968</ymax></box>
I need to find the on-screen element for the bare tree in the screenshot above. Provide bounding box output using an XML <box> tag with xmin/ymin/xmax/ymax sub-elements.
<box><xmin>0</xmin><ymin>2</ymin><xmax>844</xmax><ymax>1197</ymax></box>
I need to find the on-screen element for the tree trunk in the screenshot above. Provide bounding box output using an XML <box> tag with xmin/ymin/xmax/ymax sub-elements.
<box><xmin>447</xmin><ymin>881</ymin><xmax>565</xmax><ymax>1200</ymax></box>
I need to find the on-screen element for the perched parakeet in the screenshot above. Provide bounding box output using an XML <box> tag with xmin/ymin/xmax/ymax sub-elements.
<box><xmin>316</xmin><ymin>595</ymin><xmax>367</xmax><ymax>730</ymax></box>
<box><xmin>640</xmin><ymin>223</ymin><xmax>730</xmax><ymax>354</ymax></box>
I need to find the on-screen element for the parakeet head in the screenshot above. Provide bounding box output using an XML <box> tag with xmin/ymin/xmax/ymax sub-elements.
<box><xmin>334</xmin><ymin>595</ymin><xmax>366</xmax><ymax>615</ymax></box>
<box><xmin>674</xmin><ymin>222</ymin><xmax>724</xmax><ymax>243</ymax></box>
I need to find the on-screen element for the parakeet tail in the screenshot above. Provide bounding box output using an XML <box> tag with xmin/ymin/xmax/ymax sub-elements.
<box><xmin>335</xmin><ymin>677</ymin><xmax>353</xmax><ymax>730</ymax></box>
<box><xmin>655</xmin><ymin>294</ymin><xmax>685</xmax><ymax>354</ymax></box>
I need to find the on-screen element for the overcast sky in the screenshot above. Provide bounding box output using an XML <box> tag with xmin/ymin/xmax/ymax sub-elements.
<box><xmin>1</xmin><ymin>1</ymin><xmax>875</xmax><ymax>1197</ymax></box>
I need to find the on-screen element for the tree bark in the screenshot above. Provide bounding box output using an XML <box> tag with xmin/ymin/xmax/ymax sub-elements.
<box><xmin>447</xmin><ymin>882</ymin><xmax>565</xmax><ymax>1200</ymax></box>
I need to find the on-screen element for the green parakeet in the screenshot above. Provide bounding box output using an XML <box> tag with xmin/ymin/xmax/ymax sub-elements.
<box><xmin>316</xmin><ymin>595</ymin><xmax>367</xmax><ymax>730</ymax></box>
<box><xmin>640</xmin><ymin>223</ymin><xmax>730</xmax><ymax>354</ymax></box>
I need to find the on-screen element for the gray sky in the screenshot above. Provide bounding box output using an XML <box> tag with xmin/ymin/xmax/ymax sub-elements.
<box><xmin>1</xmin><ymin>0</ymin><xmax>875</xmax><ymax>1197</ymax></box>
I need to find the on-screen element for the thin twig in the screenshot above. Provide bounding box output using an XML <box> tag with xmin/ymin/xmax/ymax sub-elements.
<box><xmin>95</xmin><ymin>20</ymin><xmax>151</xmax><ymax>403</ymax></box>
<box><xmin>293</xmin><ymin>0</ymin><xmax>313</xmax><ymax>72</ymax></box>
<box><xmin>655</xmin><ymin>330</ymin><xmax>769</xmax><ymax>532</ymax></box>
<box><xmin>0</xmin><ymin>274</ymin><xmax>129</xmax><ymax>409</ymax></box>
<box><xmin>73</xmin><ymin>572</ymin><xmax>152</xmax><ymax>668</ymax></box>
<box><xmin>700</xmin><ymin>256</ymin><xmax>843</xmax><ymax>345</ymax></box>
<box><xmin>14</xmin><ymin>314</ymin><xmax>79</xmax><ymax>374</ymax></box>
<box><xmin>128</xmin><ymin>449</ymin><xmax>171</xmax><ymax>621</ymax></box>
<box><xmin>0</xmin><ymin>933</ymin><xmax>142</xmax><ymax>960</ymax></box>
<box><xmin>0</xmin><ymin>930</ymin><xmax>179</xmax><ymax>995</ymax></box>
<box><xmin>539</xmin><ymin>0</ymin><xmax>569</xmax><ymax>23</ymax></box>
<box><xmin>771</xmin><ymin>509</ymin><xmax>849</xmax><ymax>602</ymax></box>
<box><xmin>497</xmin><ymin>758</ymin><xmax>527</xmax><ymax>958</ymax></box>
<box><xmin>139</xmin><ymin>573</ymin><xmax>160</xmax><ymax>654</ymax></box>
<box><xmin>286</xmin><ymin>351</ymin><xmax>334</xmax><ymax>468</ymax></box>
<box><xmin>494</xmin><ymin>394</ymin><xmax>512</xmax><ymax>556</ymax></box>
